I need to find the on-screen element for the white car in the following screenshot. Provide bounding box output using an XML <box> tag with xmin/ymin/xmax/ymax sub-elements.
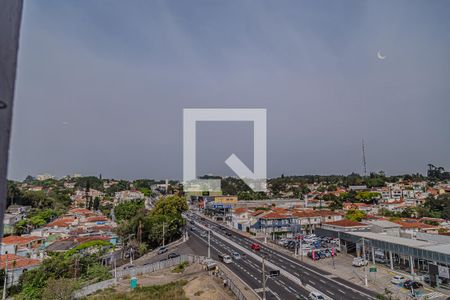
<box><xmin>232</xmin><ymin>252</ymin><xmax>241</xmax><ymax>260</ymax></box>
<box><xmin>352</xmin><ymin>257</ymin><xmax>368</xmax><ymax>267</ymax></box>
<box><xmin>309</xmin><ymin>291</ymin><xmax>325</xmax><ymax>300</ymax></box>
<box><xmin>391</xmin><ymin>275</ymin><xmax>406</xmax><ymax>285</ymax></box>
<box><xmin>222</xmin><ymin>255</ymin><xmax>233</xmax><ymax>264</ymax></box>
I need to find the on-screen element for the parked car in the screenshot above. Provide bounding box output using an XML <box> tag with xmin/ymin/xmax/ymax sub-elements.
<box><xmin>277</xmin><ymin>238</ymin><xmax>287</xmax><ymax>245</ymax></box>
<box><xmin>352</xmin><ymin>257</ymin><xmax>368</xmax><ymax>267</ymax></box>
<box><xmin>157</xmin><ymin>246</ymin><xmax>168</xmax><ymax>254</ymax></box>
<box><xmin>167</xmin><ymin>252</ymin><xmax>180</xmax><ymax>259</ymax></box>
<box><xmin>308</xmin><ymin>291</ymin><xmax>325</xmax><ymax>300</ymax></box>
<box><xmin>251</xmin><ymin>243</ymin><xmax>261</xmax><ymax>251</ymax></box>
<box><xmin>403</xmin><ymin>280</ymin><xmax>423</xmax><ymax>290</ymax></box>
<box><xmin>391</xmin><ymin>275</ymin><xmax>406</xmax><ymax>285</ymax></box>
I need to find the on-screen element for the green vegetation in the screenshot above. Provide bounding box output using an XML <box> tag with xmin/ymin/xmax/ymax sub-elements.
<box><xmin>171</xmin><ymin>262</ymin><xmax>189</xmax><ymax>273</ymax></box>
<box><xmin>114</xmin><ymin>200</ymin><xmax>145</xmax><ymax>222</ymax></box>
<box><xmin>345</xmin><ymin>209</ymin><xmax>367</xmax><ymax>222</ymax></box>
<box><xmin>115</xmin><ymin>195</ymin><xmax>188</xmax><ymax>254</ymax></box>
<box><xmin>87</xmin><ymin>280</ymin><xmax>188</xmax><ymax>300</ymax></box>
<box><xmin>14</xmin><ymin>208</ymin><xmax>60</xmax><ymax>235</ymax></box>
<box><xmin>15</xmin><ymin>253</ymin><xmax>112</xmax><ymax>299</ymax></box>
<box><xmin>422</xmin><ymin>194</ymin><xmax>450</xmax><ymax>219</ymax></box>
<box><xmin>64</xmin><ymin>240</ymin><xmax>113</xmax><ymax>258</ymax></box>
<box><xmin>7</xmin><ymin>181</ymin><xmax>72</xmax><ymax>210</ymax></box>
<box><xmin>427</xmin><ymin>164</ymin><xmax>450</xmax><ymax>181</ymax></box>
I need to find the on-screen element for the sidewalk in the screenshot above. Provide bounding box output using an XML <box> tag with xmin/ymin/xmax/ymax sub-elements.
<box><xmin>197</xmin><ymin>213</ymin><xmax>449</xmax><ymax>300</ymax></box>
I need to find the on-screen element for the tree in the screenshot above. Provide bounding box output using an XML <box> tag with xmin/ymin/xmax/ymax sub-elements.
<box><xmin>152</xmin><ymin>195</ymin><xmax>188</xmax><ymax>216</ymax></box>
<box><xmin>93</xmin><ymin>197</ymin><xmax>100</xmax><ymax>211</ymax></box>
<box><xmin>424</xmin><ymin>194</ymin><xmax>450</xmax><ymax>219</ymax></box>
<box><xmin>41</xmin><ymin>278</ymin><xmax>78</xmax><ymax>300</ymax></box>
<box><xmin>345</xmin><ymin>209</ymin><xmax>366</xmax><ymax>222</ymax></box>
<box><xmin>115</xmin><ymin>200</ymin><xmax>145</xmax><ymax>222</ymax></box>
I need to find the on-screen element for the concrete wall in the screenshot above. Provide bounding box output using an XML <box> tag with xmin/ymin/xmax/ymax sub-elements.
<box><xmin>0</xmin><ymin>0</ymin><xmax>23</xmax><ymax>241</ymax></box>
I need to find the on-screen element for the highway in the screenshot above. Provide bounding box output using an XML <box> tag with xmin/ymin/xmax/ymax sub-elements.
<box><xmin>189</xmin><ymin>213</ymin><xmax>379</xmax><ymax>300</ymax></box>
<box><xmin>186</xmin><ymin>220</ymin><xmax>311</xmax><ymax>300</ymax></box>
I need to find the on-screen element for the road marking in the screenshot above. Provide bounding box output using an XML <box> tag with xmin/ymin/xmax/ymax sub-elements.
<box><xmin>326</xmin><ymin>290</ymin><xmax>334</xmax><ymax>295</ymax></box>
<box><xmin>193</xmin><ymin>216</ymin><xmax>375</xmax><ymax>299</ymax></box>
<box><xmin>338</xmin><ymin>289</ymin><xmax>345</xmax><ymax>294</ymax></box>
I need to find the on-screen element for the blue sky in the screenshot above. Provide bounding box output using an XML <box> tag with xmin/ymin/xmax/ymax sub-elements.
<box><xmin>9</xmin><ymin>0</ymin><xmax>450</xmax><ymax>180</ymax></box>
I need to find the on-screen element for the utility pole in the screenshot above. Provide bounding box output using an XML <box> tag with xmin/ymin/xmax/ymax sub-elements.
<box><xmin>2</xmin><ymin>252</ymin><xmax>8</xmax><ymax>300</ymax></box>
<box><xmin>208</xmin><ymin>230</ymin><xmax>211</xmax><ymax>258</ymax></box>
<box><xmin>299</xmin><ymin>237</ymin><xmax>303</xmax><ymax>261</ymax></box>
<box><xmin>264</xmin><ymin>226</ymin><xmax>267</xmax><ymax>244</ymax></box>
<box><xmin>114</xmin><ymin>257</ymin><xmax>117</xmax><ymax>282</ymax></box>
<box><xmin>162</xmin><ymin>222</ymin><xmax>166</xmax><ymax>247</ymax></box>
<box><xmin>262</xmin><ymin>255</ymin><xmax>266</xmax><ymax>300</ymax></box>
<box><xmin>362</xmin><ymin>238</ymin><xmax>368</xmax><ymax>287</ymax></box>
<box><xmin>137</xmin><ymin>220</ymin><xmax>142</xmax><ymax>244</ymax></box>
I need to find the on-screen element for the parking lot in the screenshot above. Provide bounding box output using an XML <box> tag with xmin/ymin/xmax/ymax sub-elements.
<box><xmin>275</xmin><ymin>234</ymin><xmax>340</xmax><ymax>260</ymax></box>
<box><xmin>271</xmin><ymin>235</ymin><xmax>449</xmax><ymax>299</ymax></box>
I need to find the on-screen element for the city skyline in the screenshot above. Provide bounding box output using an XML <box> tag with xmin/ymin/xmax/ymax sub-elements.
<box><xmin>9</xmin><ymin>0</ymin><xmax>450</xmax><ymax>180</ymax></box>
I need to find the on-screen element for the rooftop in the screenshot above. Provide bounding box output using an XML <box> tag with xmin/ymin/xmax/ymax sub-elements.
<box><xmin>1</xmin><ymin>235</ymin><xmax>43</xmax><ymax>245</ymax></box>
<box><xmin>365</xmin><ymin>220</ymin><xmax>401</xmax><ymax>228</ymax></box>
<box><xmin>349</xmin><ymin>231</ymin><xmax>443</xmax><ymax>249</ymax></box>
<box><xmin>323</xmin><ymin>220</ymin><xmax>368</xmax><ymax>227</ymax></box>
<box><xmin>0</xmin><ymin>254</ymin><xmax>40</xmax><ymax>269</ymax></box>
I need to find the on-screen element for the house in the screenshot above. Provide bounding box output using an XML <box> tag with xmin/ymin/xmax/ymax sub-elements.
<box><xmin>257</xmin><ymin>212</ymin><xmax>296</xmax><ymax>239</ymax></box>
<box><xmin>1</xmin><ymin>235</ymin><xmax>45</xmax><ymax>257</ymax></box>
<box><xmin>114</xmin><ymin>190</ymin><xmax>145</xmax><ymax>202</ymax></box>
<box><xmin>379</xmin><ymin>200</ymin><xmax>407</xmax><ymax>212</ymax></box>
<box><xmin>45</xmin><ymin>217</ymin><xmax>77</xmax><ymax>229</ymax></box>
<box><xmin>391</xmin><ymin>219</ymin><xmax>440</xmax><ymax>237</ymax></box>
<box><xmin>349</xmin><ymin>185</ymin><xmax>368</xmax><ymax>191</ymax></box>
<box><xmin>343</xmin><ymin>202</ymin><xmax>375</xmax><ymax>213</ymax></box>
<box><xmin>291</xmin><ymin>210</ymin><xmax>343</xmax><ymax>234</ymax></box>
<box><xmin>231</xmin><ymin>208</ymin><xmax>251</xmax><ymax>231</ymax></box>
<box><xmin>0</xmin><ymin>254</ymin><xmax>41</xmax><ymax>286</ymax></box>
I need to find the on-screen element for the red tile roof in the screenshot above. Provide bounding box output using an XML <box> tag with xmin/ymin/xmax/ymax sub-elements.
<box><xmin>292</xmin><ymin>210</ymin><xmax>343</xmax><ymax>218</ymax></box>
<box><xmin>324</xmin><ymin>220</ymin><xmax>367</xmax><ymax>227</ymax></box>
<box><xmin>392</xmin><ymin>220</ymin><xmax>437</xmax><ymax>229</ymax></box>
<box><xmin>233</xmin><ymin>208</ymin><xmax>248</xmax><ymax>215</ymax></box>
<box><xmin>46</xmin><ymin>217</ymin><xmax>75</xmax><ymax>228</ymax></box>
<box><xmin>250</xmin><ymin>210</ymin><xmax>266</xmax><ymax>217</ymax></box>
<box><xmin>69</xmin><ymin>208</ymin><xmax>92</xmax><ymax>215</ymax></box>
<box><xmin>0</xmin><ymin>254</ymin><xmax>40</xmax><ymax>269</ymax></box>
<box><xmin>86</xmin><ymin>216</ymin><xmax>109</xmax><ymax>222</ymax></box>
<box><xmin>260</xmin><ymin>212</ymin><xmax>291</xmax><ymax>219</ymax></box>
<box><xmin>1</xmin><ymin>235</ymin><xmax>43</xmax><ymax>245</ymax></box>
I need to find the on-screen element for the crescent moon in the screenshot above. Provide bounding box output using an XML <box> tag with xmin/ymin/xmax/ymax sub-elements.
<box><xmin>377</xmin><ymin>51</ymin><xmax>386</xmax><ymax>60</ymax></box>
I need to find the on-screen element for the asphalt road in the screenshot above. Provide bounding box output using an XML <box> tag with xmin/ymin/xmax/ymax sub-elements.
<box><xmin>192</xmin><ymin>214</ymin><xmax>379</xmax><ymax>300</ymax></box>
<box><xmin>185</xmin><ymin>221</ymin><xmax>311</xmax><ymax>300</ymax></box>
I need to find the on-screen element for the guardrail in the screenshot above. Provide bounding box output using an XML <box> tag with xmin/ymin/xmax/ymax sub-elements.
<box><xmin>216</xmin><ymin>267</ymin><xmax>247</xmax><ymax>300</ymax></box>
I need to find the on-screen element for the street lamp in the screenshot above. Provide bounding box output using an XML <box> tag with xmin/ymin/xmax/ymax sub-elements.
<box><xmin>261</xmin><ymin>253</ymin><xmax>279</xmax><ymax>300</ymax></box>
